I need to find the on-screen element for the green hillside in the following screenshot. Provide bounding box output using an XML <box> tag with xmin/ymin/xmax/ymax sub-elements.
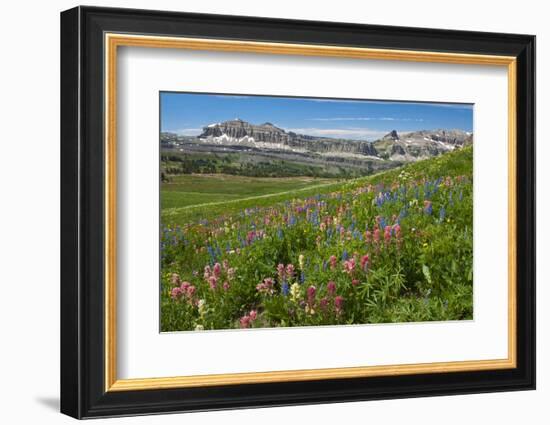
<box><xmin>161</xmin><ymin>147</ymin><xmax>473</xmax><ymax>331</ymax></box>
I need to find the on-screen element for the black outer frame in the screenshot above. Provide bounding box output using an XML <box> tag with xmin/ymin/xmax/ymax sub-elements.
<box><xmin>60</xmin><ymin>5</ymin><xmax>536</xmax><ymax>419</ymax></box>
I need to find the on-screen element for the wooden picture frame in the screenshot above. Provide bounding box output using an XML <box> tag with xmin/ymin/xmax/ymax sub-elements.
<box><xmin>61</xmin><ymin>5</ymin><xmax>535</xmax><ymax>419</ymax></box>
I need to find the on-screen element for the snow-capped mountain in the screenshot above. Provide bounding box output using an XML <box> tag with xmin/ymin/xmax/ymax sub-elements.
<box><xmin>373</xmin><ymin>129</ymin><xmax>473</xmax><ymax>161</ymax></box>
<box><xmin>162</xmin><ymin>119</ymin><xmax>473</xmax><ymax>163</ymax></box>
<box><xmin>197</xmin><ymin>119</ymin><xmax>379</xmax><ymax>157</ymax></box>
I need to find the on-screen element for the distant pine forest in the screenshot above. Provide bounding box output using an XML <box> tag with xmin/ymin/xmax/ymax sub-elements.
<box><xmin>161</xmin><ymin>151</ymin><xmax>375</xmax><ymax>180</ymax></box>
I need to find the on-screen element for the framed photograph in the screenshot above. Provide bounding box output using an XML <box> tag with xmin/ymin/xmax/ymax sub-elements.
<box><xmin>60</xmin><ymin>6</ymin><xmax>535</xmax><ymax>419</ymax></box>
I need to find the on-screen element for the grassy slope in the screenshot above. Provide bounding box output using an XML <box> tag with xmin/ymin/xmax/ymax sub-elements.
<box><xmin>162</xmin><ymin>147</ymin><xmax>472</xmax><ymax>225</ymax></box>
<box><xmin>160</xmin><ymin>146</ymin><xmax>474</xmax><ymax>331</ymax></box>
<box><xmin>161</xmin><ymin>175</ymin><xmax>341</xmax><ymax>223</ymax></box>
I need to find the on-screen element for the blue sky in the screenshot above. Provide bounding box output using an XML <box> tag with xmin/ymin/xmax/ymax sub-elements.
<box><xmin>160</xmin><ymin>92</ymin><xmax>473</xmax><ymax>141</ymax></box>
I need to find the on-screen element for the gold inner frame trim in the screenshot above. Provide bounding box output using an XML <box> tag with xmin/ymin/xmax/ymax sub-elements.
<box><xmin>104</xmin><ymin>33</ymin><xmax>518</xmax><ymax>392</ymax></box>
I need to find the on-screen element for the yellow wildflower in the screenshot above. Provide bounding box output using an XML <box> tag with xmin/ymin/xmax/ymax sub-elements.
<box><xmin>290</xmin><ymin>283</ymin><xmax>301</xmax><ymax>302</ymax></box>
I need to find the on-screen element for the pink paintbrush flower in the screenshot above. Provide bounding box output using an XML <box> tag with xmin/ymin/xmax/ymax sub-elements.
<box><xmin>277</xmin><ymin>263</ymin><xmax>286</xmax><ymax>281</ymax></box>
<box><xmin>306</xmin><ymin>285</ymin><xmax>316</xmax><ymax>305</ymax></box>
<box><xmin>365</xmin><ymin>230</ymin><xmax>372</xmax><ymax>243</ymax></box>
<box><xmin>360</xmin><ymin>254</ymin><xmax>370</xmax><ymax>271</ymax></box>
<box><xmin>203</xmin><ymin>265</ymin><xmax>211</xmax><ymax>280</ymax></box>
<box><xmin>343</xmin><ymin>258</ymin><xmax>356</xmax><ymax>275</ymax></box>
<box><xmin>208</xmin><ymin>275</ymin><xmax>218</xmax><ymax>290</ymax></box>
<box><xmin>394</xmin><ymin>224</ymin><xmax>402</xmax><ymax>239</ymax></box>
<box><xmin>384</xmin><ymin>226</ymin><xmax>392</xmax><ymax>244</ymax></box>
<box><xmin>239</xmin><ymin>315</ymin><xmax>251</xmax><ymax>328</ymax></box>
<box><xmin>373</xmin><ymin>228</ymin><xmax>380</xmax><ymax>244</ymax></box>
<box><xmin>170</xmin><ymin>287</ymin><xmax>183</xmax><ymax>300</ymax></box>
<box><xmin>285</xmin><ymin>264</ymin><xmax>295</xmax><ymax>279</ymax></box>
<box><xmin>213</xmin><ymin>262</ymin><xmax>222</xmax><ymax>277</ymax></box>
<box><xmin>256</xmin><ymin>278</ymin><xmax>275</xmax><ymax>295</ymax></box>
<box><xmin>327</xmin><ymin>281</ymin><xmax>336</xmax><ymax>296</ymax></box>
<box><xmin>334</xmin><ymin>295</ymin><xmax>344</xmax><ymax>313</ymax></box>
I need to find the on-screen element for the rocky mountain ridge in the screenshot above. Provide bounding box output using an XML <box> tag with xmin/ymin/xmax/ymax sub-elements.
<box><xmin>373</xmin><ymin>128</ymin><xmax>473</xmax><ymax>161</ymax></box>
<box><xmin>162</xmin><ymin>119</ymin><xmax>472</xmax><ymax>162</ymax></box>
<box><xmin>197</xmin><ymin>119</ymin><xmax>380</xmax><ymax>157</ymax></box>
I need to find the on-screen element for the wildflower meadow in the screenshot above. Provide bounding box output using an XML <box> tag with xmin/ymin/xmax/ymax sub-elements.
<box><xmin>160</xmin><ymin>146</ymin><xmax>473</xmax><ymax>331</ymax></box>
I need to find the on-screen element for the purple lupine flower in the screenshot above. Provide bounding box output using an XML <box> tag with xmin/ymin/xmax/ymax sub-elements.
<box><xmin>424</xmin><ymin>200</ymin><xmax>433</xmax><ymax>215</ymax></box>
<box><xmin>281</xmin><ymin>281</ymin><xmax>289</xmax><ymax>296</ymax></box>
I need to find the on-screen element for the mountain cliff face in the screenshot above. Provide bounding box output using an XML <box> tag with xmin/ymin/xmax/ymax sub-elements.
<box><xmin>200</xmin><ymin>120</ymin><xmax>290</xmax><ymax>144</ymax></box>
<box><xmin>373</xmin><ymin>129</ymin><xmax>473</xmax><ymax>161</ymax></box>
<box><xmin>164</xmin><ymin>119</ymin><xmax>472</xmax><ymax>164</ymax></box>
<box><xmin>198</xmin><ymin>119</ymin><xmax>379</xmax><ymax>157</ymax></box>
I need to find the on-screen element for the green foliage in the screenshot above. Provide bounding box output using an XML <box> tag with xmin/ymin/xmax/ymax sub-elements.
<box><xmin>161</xmin><ymin>150</ymin><xmax>378</xmax><ymax>179</ymax></box>
<box><xmin>160</xmin><ymin>147</ymin><xmax>474</xmax><ymax>331</ymax></box>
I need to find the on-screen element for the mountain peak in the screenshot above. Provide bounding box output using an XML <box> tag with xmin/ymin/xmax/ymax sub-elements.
<box><xmin>192</xmin><ymin>120</ymin><xmax>472</xmax><ymax>163</ymax></box>
<box><xmin>199</xmin><ymin>119</ymin><xmax>286</xmax><ymax>141</ymax></box>
<box><xmin>383</xmin><ymin>130</ymin><xmax>400</xmax><ymax>141</ymax></box>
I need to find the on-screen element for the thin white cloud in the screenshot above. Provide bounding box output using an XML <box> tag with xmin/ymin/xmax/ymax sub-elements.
<box><xmin>170</xmin><ymin>128</ymin><xmax>202</xmax><ymax>136</ymax></box>
<box><xmin>287</xmin><ymin>127</ymin><xmax>387</xmax><ymax>141</ymax></box>
<box><xmin>308</xmin><ymin>117</ymin><xmax>424</xmax><ymax>122</ymax></box>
